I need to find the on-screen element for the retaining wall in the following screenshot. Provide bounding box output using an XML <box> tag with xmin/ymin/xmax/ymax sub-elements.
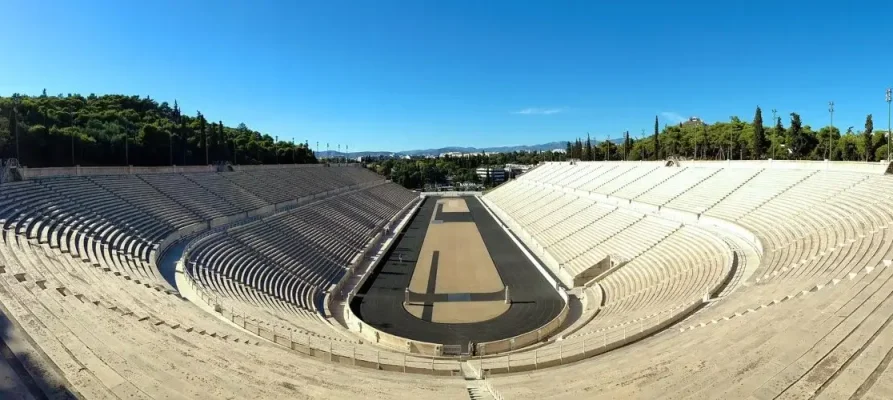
<box><xmin>19</xmin><ymin>162</ymin><xmax>355</xmax><ymax>180</ymax></box>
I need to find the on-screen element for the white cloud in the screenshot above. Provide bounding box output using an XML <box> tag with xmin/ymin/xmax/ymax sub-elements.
<box><xmin>660</xmin><ymin>111</ymin><xmax>687</xmax><ymax>124</ymax></box>
<box><xmin>512</xmin><ymin>107</ymin><xmax>566</xmax><ymax>115</ymax></box>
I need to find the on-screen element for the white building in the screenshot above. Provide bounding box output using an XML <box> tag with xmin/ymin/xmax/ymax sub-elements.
<box><xmin>476</xmin><ymin>167</ymin><xmax>506</xmax><ymax>184</ymax></box>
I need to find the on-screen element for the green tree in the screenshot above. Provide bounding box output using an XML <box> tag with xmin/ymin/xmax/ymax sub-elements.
<box><xmin>752</xmin><ymin>106</ymin><xmax>766</xmax><ymax>159</ymax></box>
<box><xmin>585</xmin><ymin>133</ymin><xmax>592</xmax><ymax>161</ymax></box>
<box><xmin>653</xmin><ymin>115</ymin><xmax>661</xmax><ymax>160</ymax></box>
<box><xmin>864</xmin><ymin>114</ymin><xmax>874</xmax><ymax>161</ymax></box>
<box><xmin>0</xmin><ymin>93</ymin><xmax>315</xmax><ymax>167</ymax></box>
<box><xmin>600</xmin><ymin>138</ymin><xmax>614</xmax><ymax>160</ymax></box>
<box><xmin>788</xmin><ymin>113</ymin><xmax>808</xmax><ymax>158</ymax></box>
<box><xmin>196</xmin><ymin>111</ymin><xmax>207</xmax><ymax>164</ymax></box>
<box><xmin>623</xmin><ymin>131</ymin><xmax>630</xmax><ymax>160</ymax></box>
<box><xmin>838</xmin><ymin>127</ymin><xmax>859</xmax><ymax>161</ymax></box>
<box><xmin>700</xmin><ymin>123</ymin><xmax>709</xmax><ymax>159</ymax></box>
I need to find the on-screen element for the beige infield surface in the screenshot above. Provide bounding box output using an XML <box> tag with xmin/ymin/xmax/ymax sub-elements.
<box><xmin>404</xmin><ymin>198</ymin><xmax>509</xmax><ymax>323</ymax></box>
<box><xmin>439</xmin><ymin>198</ymin><xmax>470</xmax><ymax>213</ymax></box>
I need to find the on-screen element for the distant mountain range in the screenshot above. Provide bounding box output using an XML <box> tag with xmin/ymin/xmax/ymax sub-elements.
<box><xmin>316</xmin><ymin>139</ymin><xmax>622</xmax><ymax>158</ymax></box>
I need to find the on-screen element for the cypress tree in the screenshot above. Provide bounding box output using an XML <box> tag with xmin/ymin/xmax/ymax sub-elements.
<box><xmin>654</xmin><ymin>115</ymin><xmax>661</xmax><ymax>160</ymax></box>
<box><xmin>585</xmin><ymin>133</ymin><xmax>593</xmax><ymax>161</ymax></box>
<box><xmin>752</xmin><ymin>106</ymin><xmax>766</xmax><ymax>159</ymax></box>
<box><xmin>788</xmin><ymin>113</ymin><xmax>804</xmax><ymax>158</ymax></box>
<box><xmin>864</xmin><ymin>114</ymin><xmax>874</xmax><ymax>161</ymax></box>
<box><xmin>197</xmin><ymin>111</ymin><xmax>207</xmax><ymax>164</ymax></box>
<box><xmin>624</xmin><ymin>131</ymin><xmax>630</xmax><ymax>160</ymax></box>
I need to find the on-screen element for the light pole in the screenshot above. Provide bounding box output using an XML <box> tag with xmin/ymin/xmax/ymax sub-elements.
<box><xmin>275</xmin><ymin>135</ymin><xmax>279</xmax><ymax>164</ymax></box>
<box><xmin>886</xmin><ymin>88</ymin><xmax>891</xmax><ymax>162</ymax></box>
<box><xmin>828</xmin><ymin>101</ymin><xmax>834</xmax><ymax>160</ymax></box>
<box><xmin>71</xmin><ymin>130</ymin><xmax>75</xmax><ymax>166</ymax></box>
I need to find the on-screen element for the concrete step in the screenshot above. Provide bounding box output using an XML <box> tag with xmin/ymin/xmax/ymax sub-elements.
<box><xmin>464</xmin><ymin>381</ymin><xmax>495</xmax><ymax>400</ymax></box>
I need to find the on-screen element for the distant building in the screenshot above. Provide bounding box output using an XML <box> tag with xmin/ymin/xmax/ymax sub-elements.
<box><xmin>476</xmin><ymin>167</ymin><xmax>506</xmax><ymax>184</ymax></box>
<box><xmin>504</xmin><ymin>163</ymin><xmax>533</xmax><ymax>179</ymax></box>
<box><xmin>682</xmin><ymin>117</ymin><xmax>705</xmax><ymax>127</ymax></box>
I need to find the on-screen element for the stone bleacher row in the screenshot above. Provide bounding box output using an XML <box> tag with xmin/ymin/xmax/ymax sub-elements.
<box><xmin>0</xmin><ymin>166</ymin><xmax>472</xmax><ymax>399</ymax></box>
<box><xmin>485</xmin><ymin>174</ymin><xmax>728</xmax><ymax>289</ymax></box>
<box><xmin>479</xmin><ymin>161</ymin><xmax>893</xmax><ymax>399</ymax></box>
<box><xmin>483</xmin><ymin>167</ymin><xmax>733</xmax><ymax>360</ymax></box>
<box><xmin>3</xmin><ymin>159</ymin><xmax>891</xmax><ymax>399</ymax></box>
<box><xmin>186</xmin><ymin>183</ymin><xmax>417</xmax><ymax>316</ymax></box>
<box><xmin>0</xmin><ymin>166</ymin><xmax>386</xmax><ymax>263</ymax></box>
<box><xmin>0</xmin><ymin>231</ymin><xmax>462</xmax><ymax>399</ymax></box>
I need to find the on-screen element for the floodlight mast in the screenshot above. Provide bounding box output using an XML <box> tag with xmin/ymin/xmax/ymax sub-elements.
<box><xmin>886</xmin><ymin>88</ymin><xmax>891</xmax><ymax>163</ymax></box>
<box><xmin>827</xmin><ymin>101</ymin><xmax>834</xmax><ymax>161</ymax></box>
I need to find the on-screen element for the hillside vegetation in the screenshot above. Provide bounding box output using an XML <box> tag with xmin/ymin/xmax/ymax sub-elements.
<box><xmin>0</xmin><ymin>92</ymin><xmax>316</xmax><ymax>167</ymax></box>
<box><xmin>566</xmin><ymin>109</ymin><xmax>890</xmax><ymax>162</ymax></box>
<box><xmin>2</xmin><ymin>93</ymin><xmax>889</xmax><ymax>169</ymax></box>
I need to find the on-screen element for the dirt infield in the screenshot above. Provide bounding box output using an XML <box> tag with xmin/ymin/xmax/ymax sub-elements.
<box><xmin>439</xmin><ymin>198</ymin><xmax>470</xmax><ymax>213</ymax></box>
<box><xmin>351</xmin><ymin>196</ymin><xmax>564</xmax><ymax>348</ymax></box>
<box><xmin>406</xmin><ymin>222</ymin><xmax>504</xmax><ymax>294</ymax></box>
<box><xmin>403</xmin><ymin>197</ymin><xmax>508</xmax><ymax>323</ymax></box>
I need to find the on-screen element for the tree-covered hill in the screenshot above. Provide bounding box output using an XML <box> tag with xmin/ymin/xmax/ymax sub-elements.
<box><xmin>565</xmin><ymin>110</ymin><xmax>890</xmax><ymax>162</ymax></box>
<box><xmin>2</xmin><ymin>93</ymin><xmax>890</xmax><ymax>169</ymax></box>
<box><xmin>0</xmin><ymin>92</ymin><xmax>316</xmax><ymax>167</ymax></box>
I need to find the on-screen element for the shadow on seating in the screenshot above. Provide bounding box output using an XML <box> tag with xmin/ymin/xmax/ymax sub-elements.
<box><xmin>0</xmin><ymin>311</ymin><xmax>78</xmax><ymax>399</ymax></box>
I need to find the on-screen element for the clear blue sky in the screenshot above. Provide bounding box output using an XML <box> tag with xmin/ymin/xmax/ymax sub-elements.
<box><xmin>3</xmin><ymin>1</ymin><xmax>892</xmax><ymax>152</ymax></box>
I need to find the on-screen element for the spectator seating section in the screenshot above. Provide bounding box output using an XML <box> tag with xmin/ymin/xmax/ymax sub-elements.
<box><xmin>2</xmin><ymin>160</ymin><xmax>893</xmax><ymax>399</ymax></box>
<box><xmin>480</xmin><ymin>161</ymin><xmax>893</xmax><ymax>399</ymax></box>
<box><xmin>186</xmin><ymin>183</ymin><xmax>417</xmax><ymax>314</ymax></box>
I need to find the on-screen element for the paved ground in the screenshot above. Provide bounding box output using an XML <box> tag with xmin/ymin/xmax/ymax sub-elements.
<box><xmin>351</xmin><ymin>196</ymin><xmax>564</xmax><ymax>350</ymax></box>
<box><xmin>404</xmin><ymin>198</ymin><xmax>507</xmax><ymax>323</ymax></box>
<box><xmin>439</xmin><ymin>198</ymin><xmax>470</xmax><ymax>213</ymax></box>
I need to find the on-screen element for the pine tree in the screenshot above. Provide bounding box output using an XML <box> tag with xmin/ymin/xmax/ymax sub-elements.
<box><xmin>197</xmin><ymin>111</ymin><xmax>207</xmax><ymax>164</ymax></box>
<box><xmin>654</xmin><ymin>115</ymin><xmax>661</xmax><ymax>160</ymax></box>
<box><xmin>864</xmin><ymin>114</ymin><xmax>874</xmax><ymax>161</ymax></box>
<box><xmin>218</xmin><ymin>120</ymin><xmax>227</xmax><ymax>162</ymax></box>
<box><xmin>585</xmin><ymin>133</ymin><xmax>593</xmax><ymax>161</ymax></box>
<box><xmin>752</xmin><ymin>106</ymin><xmax>766</xmax><ymax>159</ymax></box>
<box><xmin>701</xmin><ymin>123</ymin><xmax>709</xmax><ymax>159</ymax></box>
<box><xmin>624</xmin><ymin>131</ymin><xmax>630</xmax><ymax>160</ymax></box>
<box><xmin>169</xmin><ymin>100</ymin><xmax>179</xmax><ymax>164</ymax></box>
<box><xmin>774</xmin><ymin>116</ymin><xmax>785</xmax><ymax>158</ymax></box>
<box><xmin>788</xmin><ymin>113</ymin><xmax>805</xmax><ymax>158</ymax></box>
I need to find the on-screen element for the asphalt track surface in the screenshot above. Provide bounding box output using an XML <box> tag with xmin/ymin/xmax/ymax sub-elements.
<box><xmin>350</xmin><ymin>196</ymin><xmax>564</xmax><ymax>349</ymax></box>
